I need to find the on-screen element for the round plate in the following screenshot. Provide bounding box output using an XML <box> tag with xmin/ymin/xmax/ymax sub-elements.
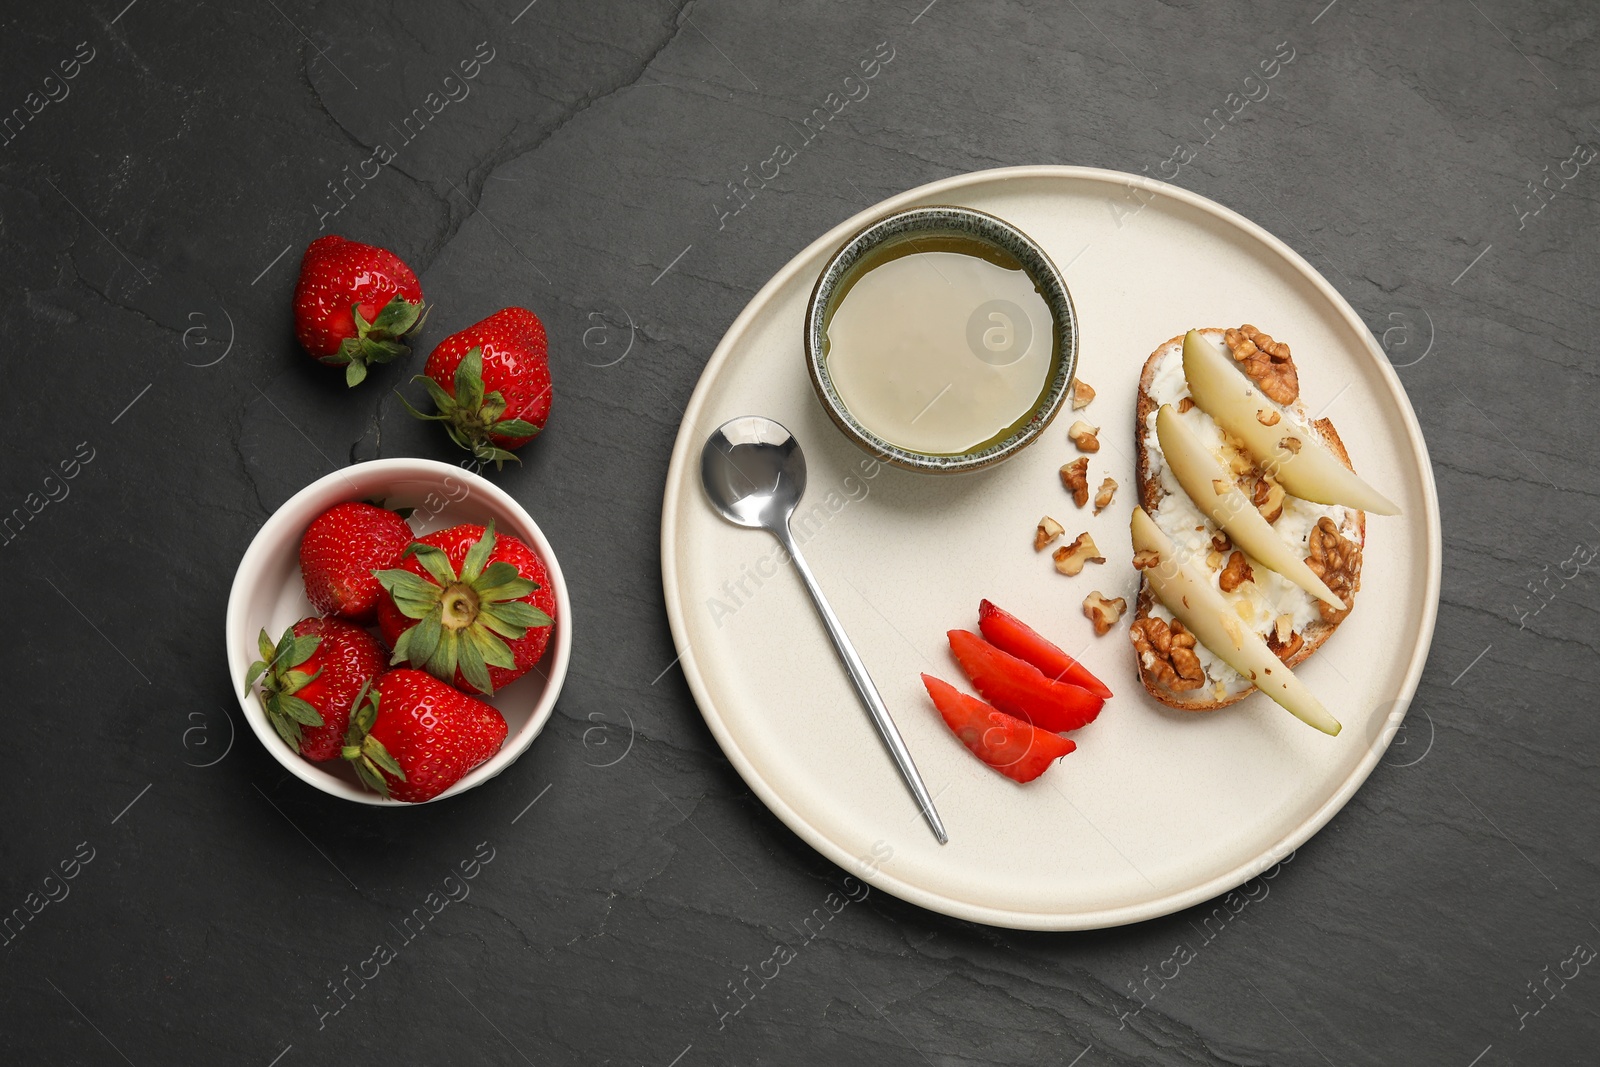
<box><xmin>659</xmin><ymin>166</ymin><xmax>1441</xmax><ymax>930</ymax></box>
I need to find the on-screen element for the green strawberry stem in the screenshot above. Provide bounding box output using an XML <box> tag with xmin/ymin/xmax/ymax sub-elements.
<box><xmin>373</xmin><ymin>519</ymin><xmax>553</xmax><ymax>695</ymax></box>
<box><xmin>341</xmin><ymin>680</ymin><xmax>406</xmax><ymax>797</ymax></box>
<box><xmin>243</xmin><ymin>625</ymin><xmax>326</xmax><ymax>752</ymax></box>
<box><xmin>330</xmin><ymin>294</ymin><xmax>429</xmax><ymax>387</ymax></box>
<box><xmin>398</xmin><ymin>347</ymin><xmax>543</xmax><ymax>468</ymax></box>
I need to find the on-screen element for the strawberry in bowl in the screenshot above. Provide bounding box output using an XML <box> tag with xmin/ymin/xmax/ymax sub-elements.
<box><xmin>375</xmin><ymin>519</ymin><xmax>556</xmax><ymax>696</ymax></box>
<box><xmin>245</xmin><ymin>617</ymin><xmax>386</xmax><ymax>761</ymax></box>
<box><xmin>299</xmin><ymin>501</ymin><xmax>413</xmax><ymax>623</ymax></box>
<box><xmin>343</xmin><ymin>669</ymin><xmax>509</xmax><ymax>803</ymax></box>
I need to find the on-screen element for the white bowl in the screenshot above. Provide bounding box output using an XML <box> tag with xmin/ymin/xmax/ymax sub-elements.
<box><xmin>225</xmin><ymin>458</ymin><xmax>572</xmax><ymax>804</ymax></box>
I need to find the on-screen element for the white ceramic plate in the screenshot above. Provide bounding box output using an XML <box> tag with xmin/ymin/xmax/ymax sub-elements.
<box><xmin>659</xmin><ymin>166</ymin><xmax>1440</xmax><ymax>930</ymax></box>
<box><xmin>227</xmin><ymin>458</ymin><xmax>572</xmax><ymax>805</ymax></box>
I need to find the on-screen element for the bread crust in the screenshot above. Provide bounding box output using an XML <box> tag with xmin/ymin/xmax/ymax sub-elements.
<box><xmin>1132</xmin><ymin>330</ymin><xmax>1366</xmax><ymax>711</ymax></box>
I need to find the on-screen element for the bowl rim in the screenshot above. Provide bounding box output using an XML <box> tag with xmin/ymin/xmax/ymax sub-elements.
<box><xmin>803</xmin><ymin>204</ymin><xmax>1079</xmax><ymax>473</ymax></box>
<box><xmin>224</xmin><ymin>457</ymin><xmax>572</xmax><ymax>806</ymax></box>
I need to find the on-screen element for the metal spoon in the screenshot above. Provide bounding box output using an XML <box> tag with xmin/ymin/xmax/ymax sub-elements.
<box><xmin>700</xmin><ymin>416</ymin><xmax>948</xmax><ymax>845</ymax></box>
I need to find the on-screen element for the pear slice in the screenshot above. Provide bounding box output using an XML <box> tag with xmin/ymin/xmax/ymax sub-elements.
<box><xmin>1131</xmin><ymin>506</ymin><xmax>1341</xmax><ymax>736</ymax></box>
<box><xmin>1181</xmin><ymin>330</ymin><xmax>1400</xmax><ymax>515</ymax></box>
<box><xmin>1155</xmin><ymin>404</ymin><xmax>1345</xmax><ymax>610</ymax></box>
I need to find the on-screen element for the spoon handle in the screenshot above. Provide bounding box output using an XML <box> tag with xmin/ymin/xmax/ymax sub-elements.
<box><xmin>775</xmin><ymin>525</ymin><xmax>948</xmax><ymax>845</ymax></box>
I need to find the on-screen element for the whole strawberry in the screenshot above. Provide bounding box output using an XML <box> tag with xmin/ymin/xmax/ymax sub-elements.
<box><xmin>244</xmin><ymin>618</ymin><xmax>386</xmax><ymax>760</ymax></box>
<box><xmin>299</xmin><ymin>501</ymin><xmax>413</xmax><ymax>623</ymax></box>
<box><xmin>375</xmin><ymin>519</ymin><xmax>556</xmax><ymax>695</ymax></box>
<box><xmin>293</xmin><ymin>235</ymin><xmax>427</xmax><ymax>386</ymax></box>
<box><xmin>342</xmin><ymin>668</ymin><xmax>508</xmax><ymax>802</ymax></box>
<box><xmin>404</xmin><ymin>307</ymin><xmax>551</xmax><ymax>466</ymax></box>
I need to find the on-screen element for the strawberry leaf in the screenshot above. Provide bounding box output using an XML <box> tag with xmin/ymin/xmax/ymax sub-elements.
<box><xmin>460</xmin><ymin>520</ymin><xmax>496</xmax><ymax>583</ymax></box>
<box><xmin>406</xmin><ymin>611</ymin><xmax>443</xmax><ymax>666</ymax></box>
<box><xmin>403</xmin><ymin>542</ymin><xmax>458</xmax><ymax>588</ymax></box>
<box><xmin>456</xmin><ymin>636</ymin><xmax>493</xmax><ymax>696</ymax></box>
<box><xmin>375</xmin><ymin>568</ymin><xmax>443</xmax><ymax>618</ymax></box>
<box><xmin>494</xmin><ymin>418</ymin><xmax>543</xmax><ymax>438</ymax></box>
<box><xmin>277</xmin><ymin>694</ymin><xmax>325</xmax><ymax>727</ymax></box>
<box><xmin>487</xmin><ymin>600</ymin><xmax>552</xmax><ymax>630</ymax></box>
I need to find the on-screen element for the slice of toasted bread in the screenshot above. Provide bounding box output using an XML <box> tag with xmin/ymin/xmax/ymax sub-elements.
<box><xmin>1132</xmin><ymin>329</ymin><xmax>1366</xmax><ymax>711</ymax></box>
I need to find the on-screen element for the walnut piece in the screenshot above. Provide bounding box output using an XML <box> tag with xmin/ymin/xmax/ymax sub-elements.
<box><xmin>1071</xmin><ymin>379</ymin><xmax>1096</xmax><ymax>410</ymax></box>
<box><xmin>1224</xmin><ymin>324</ymin><xmax>1299</xmax><ymax>405</ymax></box>
<box><xmin>1278</xmin><ymin>436</ymin><xmax>1302</xmax><ymax>454</ymax></box>
<box><xmin>1083</xmin><ymin>591</ymin><xmax>1127</xmax><ymax>635</ymax></box>
<box><xmin>1253</xmin><ymin>477</ymin><xmax>1286</xmax><ymax>524</ymax></box>
<box><xmin>1093</xmin><ymin>476</ymin><xmax>1118</xmax><ymax>514</ymax></box>
<box><xmin>1306</xmin><ymin>517</ymin><xmax>1361</xmax><ymax>624</ymax></box>
<box><xmin>1211</xmin><ymin>533</ymin><xmax>1232</xmax><ymax>554</ymax></box>
<box><xmin>1060</xmin><ymin>457</ymin><xmax>1090</xmax><ymax>508</ymax></box>
<box><xmin>1130</xmin><ymin>617</ymin><xmax>1206</xmax><ymax>692</ymax></box>
<box><xmin>1256</xmin><ymin>408</ymin><xmax>1281</xmax><ymax>427</ymax></box>
<box><xmin>1218</xmin><ymin>550</ymin><xmax>1255</xmax><ymax>592</ymax></box>
<box><xmin>1052</xmin><ymin>532</ymin><xmax>1105</xmax><ymax>576</ymax></box>
<box><xmin>1177</xmin><ymin>397</ymin><xmax>1196</xmax><ymax>414</ymax></box>
<box><xmin>1132</xmin><ymin>549</ymin><xmax>1161</xmax><ymax>571</ymax></box>
<box><xmin>1068</xmin><ymin>420</ymin><xmax>1101</xmax><ymax>453</ymax></box>
<box><xmin>1034</xmin><ymin>515</ymin><xmax>1065</xmax><ymax>551</ymax></box>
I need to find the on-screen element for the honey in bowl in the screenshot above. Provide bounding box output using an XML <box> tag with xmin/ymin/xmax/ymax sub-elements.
<box><xmin>821</xmin><ymin>232</ymin><xmax>1059</xmax><ymax>457</ymax></box>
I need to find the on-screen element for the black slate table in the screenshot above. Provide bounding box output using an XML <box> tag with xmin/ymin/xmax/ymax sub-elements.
<box><xmin>5</xmin><ymin>1</ymin><xmax>1596</xmax><ymax>1064</ymax></box>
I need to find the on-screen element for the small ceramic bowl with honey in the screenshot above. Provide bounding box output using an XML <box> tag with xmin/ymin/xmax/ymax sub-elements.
<box><xmin>804</xmin><ymin>205</ymin><xmax>1078</xmax><ymax>474</ymax></box>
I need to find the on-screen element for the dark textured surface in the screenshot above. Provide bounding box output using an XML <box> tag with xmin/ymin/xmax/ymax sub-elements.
<box><xmin>3</xmin><ymin>1</ymin><xmax>1596</xmax><ymax>1064</ymax></box>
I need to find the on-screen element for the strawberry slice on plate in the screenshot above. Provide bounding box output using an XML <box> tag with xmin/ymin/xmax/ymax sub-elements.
<box><xmin>978</xmin><ymin>599</ymin><xmax>1112</xmax><ymax>699</ymax></box>
<box><xmin>342</xmin><ymin>669</ymin><xmax>508</xmax><ymax>803</ymax></box>
<box><xmin>948</xmin><ymin>629</ymin><xmax>1104</xmax><ymax>733</ymax></box>
<box><xmin>921</xmin><ymin>674</ymin><xmax>1074</xmax><ymax>783</ymax></box>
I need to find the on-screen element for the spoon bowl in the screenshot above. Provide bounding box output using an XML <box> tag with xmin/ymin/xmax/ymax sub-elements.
<box><xmin>700</xmin><ymin>416</ymin><xmax>807</xmax><ymax>530</ymax></box>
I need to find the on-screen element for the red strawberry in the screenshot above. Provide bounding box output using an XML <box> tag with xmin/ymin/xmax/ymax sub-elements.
<box><xmin>374</xmin><ymin>520</ymin><xmax>556</xmax><ymax>695</ymax></box>
<box><xmin>244</xmin><ymin>618</ymin><xmax>386</xmax><ymax>761</ymax></box>
<box><xmin>299</xmin><ymin>501</ymin><xmax>414</xmax><ymax>623</ymax></box>
<box><xmin>404</xmin><ymin>307</ymin><xmax>551</xmax><ymax>466</ymax></box>
<box><xmin>342</xmin><ymin>669</ymin><xmax>508</xmax><ymax>802</ymax></box>
<box><xmin>948</xmin><ymin>630</ymin><xmax>1103</xmax><ymax>733</ymax></box>
<box><xmin>978</xmin><ymin>599</ymin><xmax>1112</xmax><ymax>699</ymax></box>
<box><xmin>921</xmin><ymin>674</ymin><xmax>1074</xmax><ymax>783</ymax></box>
<box><xmin>293</xmin><ymin>235</ymin><xmax>427</xmax><ymax>386</ymax></box>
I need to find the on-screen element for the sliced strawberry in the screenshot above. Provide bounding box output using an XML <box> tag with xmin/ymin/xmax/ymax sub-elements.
<box><xmin>978</xmin><ymin>599</ymin><xmax>1112</xmax><ymax>699</ymax></box>
<box><xmin>947</xmin><ymin>629</ymin><xmax>1103</xmax><ymax>733</ymax></box>
<box><xmin>921</xmin><ymin>674</ymin><xmax>1074</xmax><ymax>783</ymax></box>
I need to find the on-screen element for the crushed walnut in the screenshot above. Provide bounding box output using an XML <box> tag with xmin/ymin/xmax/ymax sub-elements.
<box><xmin>1278</xmin><ymin>436</ymin><xmax>1302</xmax><ymax>454</ymax></box>
<box><xmin>1071</xmin><ymin>379</ymin><xmax>1096</xmax><ymax>410</ymax></box>
<box><xmin>1177</xmin><ymin>397</ymin><xmax>1196</xmax><ymax>414</ymax></box>
<box><xmin>1132</xmin><ymin>549</ymin><xmax>1161</xmax><ymax>571</ymax></box>
<box><xmin>1224</xmin><ymin>324</ymin><xmax>1299</xmax><ymax>405</ymax></box>
<box><xmin>1253</xmin><ymin>477</ymin><xmax>1286</xmax><ymax>524</ymax></box>
<box><xmin>1211</xmin><ymin>533</ymin><xmax>1232</xmax><ymax>554</ymax></box>
<box><xmin>1068</xmin><ymin>420</ymin><xmax>1100</xmax><ymax>453</ymax></box>
<box><xmin>1306</xmin><ymin>517</ymin><xmax>1361</xmax><ymax>624</ymax></box>
<box><xmin>1130</xmin><ymin>617</ymin><xmax>1206</xmax><ymax>692</ymax></box>
<box><xmin>1060</xmin><ymin>457</ymin><xmax>1090</xmax><ymax>508</ymax></box>
<box><xmin>1218</xmin><ymin>550</ymin><xmax>1255</xmax><ymax>592</ymax></box>
<box><xmin>1093</xmin><ymin>476</ymin><xmax>1118</xmax><ymax>514</ymax></box>
<box><xmin>1083</xmin><ymin>591</ymin><xmax>1127</xmax><ymax>635</ymax></box>
<box><xmin>1034</xmin><ymin>515</ymin><xmax>1065</xmax><ymax>551</ymax></box>
<box><xmin>1256</xmin><ymin>408</ymin><xmax>1281</xmax><ymax>427</ymax></box>
<box><xmin>1052</xmin><ymin>532</ymin><xmax>1105</xmax><ymax>576</ymax></box>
